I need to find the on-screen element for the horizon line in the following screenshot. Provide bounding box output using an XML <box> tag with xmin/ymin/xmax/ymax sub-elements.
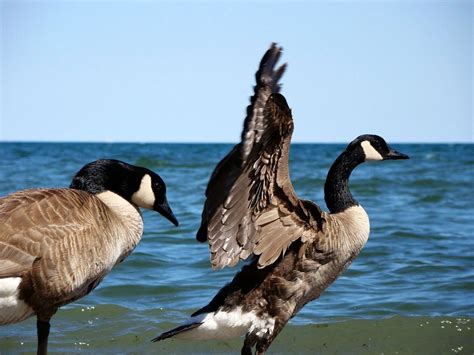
<box><xmin>1</xmin><ymin>140</ymin><xmax>472</xmax><ymax>145</ymax></box>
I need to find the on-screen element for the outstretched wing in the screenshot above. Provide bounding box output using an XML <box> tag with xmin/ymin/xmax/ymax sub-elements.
<box><xmin>197</xmin><ymin>44</ymin><xmax>324</xmax><ymax>269</ymax></box>
<box><xmin>196</xmin><ymin>43</ymin><xmax>286</xmax><ymax>245</ymax></box>
<box><xmin>240</xmin><ymin>43</ymin><xmax>287</xmax><ymax>161</ymax></box>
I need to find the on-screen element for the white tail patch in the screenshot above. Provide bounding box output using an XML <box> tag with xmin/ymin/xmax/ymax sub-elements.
<box><xmin>361</xmin><ymin>141</ymin><xmax>383</xmax><ymax>161</ymax></box>
<box><xmin>0</xmin><ymin>277</ymin><xmax>34</xmax><ymax>325</ymax></box>
<box><xmin>131</xmin><ymin>174</ymin><xmax>155</xmax><ymax>209</ymax></box>
<box><xmin>174</xmin><ymin>308</ymin><xmax>275</xmax><ymax>340</ymax></box>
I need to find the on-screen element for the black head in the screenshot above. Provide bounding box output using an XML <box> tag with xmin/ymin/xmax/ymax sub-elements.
<box><xmin>325</xmin><ymin>134</ymin><xmax>409</xmax><ymax>213</ymax></box>
<box><xmin>70</xmin><ymin>159</ymin><xmax>178</xmax><ymax>226</ymax></box>
<box><xmin>346</xmin><ymin>134</ymin><xmax>409</xmax><ymax>162</ymax></box>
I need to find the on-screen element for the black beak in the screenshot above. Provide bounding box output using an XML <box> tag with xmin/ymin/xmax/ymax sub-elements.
<box><xmin>385</xmin><ymin>148</ymin><xmax>409</xmax><ymax>160</ymax></box>
<box><xmin>154</xmin><ymin>196</ymin><xmax>179</xmax><ymax>226</ymax></box>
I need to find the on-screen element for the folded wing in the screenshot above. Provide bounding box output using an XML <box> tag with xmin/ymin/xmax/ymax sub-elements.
<box><xmin>0</xmin><ymin>189</ymin><xmax>97</xmax><ymax>279</ymax></box>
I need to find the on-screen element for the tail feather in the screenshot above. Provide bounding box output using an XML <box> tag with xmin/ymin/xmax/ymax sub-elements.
<box><xmin>151</xmin><ymin>322</ymin><xmax>202</xmax><ymax>342</ymax></box>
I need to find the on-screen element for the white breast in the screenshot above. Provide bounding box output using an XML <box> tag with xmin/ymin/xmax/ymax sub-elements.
<box><xmin>96</xmin><ymin>190</ymin><xmax>144</xmax><ymax>265</ymax></box>
<box><xmin>333</xmin><ymin>205</ymin><xmax>370</xmax><ymax>252</ymax></box>
<box><xmin>0</xmin><ymin>277</ymin><xmax>34</xmax><ymax>325</ymax></box>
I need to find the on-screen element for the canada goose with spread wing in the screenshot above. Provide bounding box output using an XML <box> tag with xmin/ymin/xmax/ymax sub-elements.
<box><xmin>152</xmin><ymin>43</ymin><xmax>409</xmax><ymax>354</ymax></box>
<box><xmin>0</xmin><ymin>159</ymin><xmax>178</xmax><ymax>355</ymax></box>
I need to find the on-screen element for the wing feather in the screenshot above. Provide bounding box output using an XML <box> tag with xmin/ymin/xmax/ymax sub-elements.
<box><xmin>0</xmin><ymin>189</ymin><xmax>99</xmax><ymax>277</ymax></box>
<box><xmin>0</xmin><ymin>242</ymin><xmax>36</xmax><ymax>277</ymax></box>
<box><xmin>197</xmin><ymin>44</ymin><xmax>324</xmax><ymax>269</ymax></box>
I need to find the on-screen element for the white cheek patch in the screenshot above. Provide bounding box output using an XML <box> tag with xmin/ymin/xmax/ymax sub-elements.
<box><xmin>361</xmin><ymin>141</ymin><xmax>383</xmax><ymax>161</ymax></box>
<box><xmin>131</xmin><ymin>174</ymin><xmax>155</xmax><ymax>209</ymax></box>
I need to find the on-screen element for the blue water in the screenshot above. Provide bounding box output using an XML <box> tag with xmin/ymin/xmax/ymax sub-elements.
<box><xmin>0</xmin><ymin>142</ymin><xmax>473</xmax><ymax>354</ymax></box>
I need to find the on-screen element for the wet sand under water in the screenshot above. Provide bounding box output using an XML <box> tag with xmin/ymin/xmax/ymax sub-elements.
<box><xmin>1</xmin><ymin>315</ymin><xmax>472</xmax><ymax>354</ymax></box>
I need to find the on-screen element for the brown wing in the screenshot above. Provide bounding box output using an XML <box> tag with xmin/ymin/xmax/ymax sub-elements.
<box><xmin>197</xmin><ymin>47</ymin><xmax>324</xmax><ymax>269</ymax></box>
<box><xmin>0</xmin><ymin>243</ymin><xmax>36</xmax><ymax>278</ymax></box>
<box><xmin>240</xmin><ymin>43</ymin><xmax>287</xmax><ymax>161</ymax></box>
<box><xmin>0</xmin><ymin>189</ymin><xmax>98</xmax><ymax>278</ymax></box>
<box><xmin>196</xmin><ymin>43</ymin><xmax>286</xmax><ymax>244</ymax></box>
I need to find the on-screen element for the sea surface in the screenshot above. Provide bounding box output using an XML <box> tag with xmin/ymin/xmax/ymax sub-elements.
<box><xmin>0</xmin><ymin>142</ymin><xmax>472</xmax><ymax>354</ymax></box>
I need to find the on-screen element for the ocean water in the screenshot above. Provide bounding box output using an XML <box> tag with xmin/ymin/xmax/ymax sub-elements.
<box><xmin>0</xmin><ymin>142</ymin><xmax>472</xmax><ymax>354</ymax></box>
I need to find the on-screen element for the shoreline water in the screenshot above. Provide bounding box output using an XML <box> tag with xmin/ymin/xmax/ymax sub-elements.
<box><xmin>1</xmin><ymin>310</ymin><xmax>472</xmax><ymax>354</ymax></box>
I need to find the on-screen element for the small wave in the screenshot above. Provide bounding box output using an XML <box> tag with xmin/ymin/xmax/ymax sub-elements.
<box><xmin>134</xmin><ymin>157</ymin><xmax>171</xmax><ymax>168</ymax></box>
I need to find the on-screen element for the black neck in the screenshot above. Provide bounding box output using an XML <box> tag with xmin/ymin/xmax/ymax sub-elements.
<box><xmin>69</xmin><ymin>160</ymin><xmax>142</xmax><ymax>201</ymax></box>
<box><xmin>324</xmin><ymin>149</ymin><xmax>364</xmax><ymax>213</ymax></box>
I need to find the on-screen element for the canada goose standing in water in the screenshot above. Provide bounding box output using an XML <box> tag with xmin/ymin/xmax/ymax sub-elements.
<box><xmin>152</xmin><ymin>44</ymin><xmax>409</xmax><ymax>354</ymax></box>
<box><xmin>0</xmin><ymin>159</ymin><xmax>178</xmax><ymax>354</ymax></box>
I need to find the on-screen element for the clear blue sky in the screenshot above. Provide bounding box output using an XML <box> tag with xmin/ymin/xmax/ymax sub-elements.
<box><xmin>1</xmin><ymin>0</ymin><xmax>472</xmax><ymax>143</ymax></box>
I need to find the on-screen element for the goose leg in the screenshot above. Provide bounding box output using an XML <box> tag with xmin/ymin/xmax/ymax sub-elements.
<box><xmin>255</xmin><ymin>320</ymin><xmax>286</xmax><ymax>355</ymax></box>
<box><xmin>255</xmin><ymin>339</ymin><xmax>272</xmax><ymax>355</ymax></box>
<box><xmin>37</xmin><ymin>318</ymin><xmax>51</xmax><ymax>355</ymax></box>
<box><xmin>241</xmin><ymin>331</ymin><xmax>257</xmax><ymax>355</ymax></box>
